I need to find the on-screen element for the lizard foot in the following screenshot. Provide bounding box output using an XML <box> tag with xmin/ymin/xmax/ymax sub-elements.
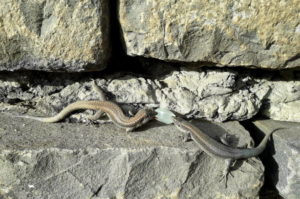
<box><xmin>180</xmin><ymin>133</ymin><xmax>192</xmax><ymax>142</ymax></box>
<box><xmin>218</xmin><ymin>170</ymin><xmax>234</xmax><ymax>188</ymax></box>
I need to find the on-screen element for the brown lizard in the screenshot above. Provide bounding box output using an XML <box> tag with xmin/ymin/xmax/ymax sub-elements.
<box><xmin>16</xmin><ymin>81</ymin><xmax>156</xmax><ymax>132</ymax></box>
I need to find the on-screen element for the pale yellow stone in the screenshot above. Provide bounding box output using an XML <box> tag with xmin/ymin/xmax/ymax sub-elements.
<box><xmin>119</xmin><ymin>0</ymin><xmax>300</xmax><ymax>69</ymax></box>
<box><xmin>0</xmin><ymin>0</ymin><xmax>110</xmax><ymax>71</ymax></box>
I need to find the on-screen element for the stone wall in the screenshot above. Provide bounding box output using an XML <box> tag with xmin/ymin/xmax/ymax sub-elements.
<box><xmin>0</xmin><ymin>0</ymin><xmax>299</xmax><ymax>198</ymax></box>
<box><xmin>1</xmin><ymin>0</ymin><xmax>299</xmax><ymax>71</ymax></box>
<box><xmin>0</xmin><ymin>0</ymin><xmax>299</xmax><ymax>122</ymax></box>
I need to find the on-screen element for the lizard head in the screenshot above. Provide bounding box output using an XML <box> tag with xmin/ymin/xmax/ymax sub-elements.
<box><xmin>133</xmin><ymin>108</ymin><xmax>157</xmax><ymax>128</ymax></box>
<box><xmin>124</xmin><ymin>108</ymin><xmax>156</xmax><ymax>132</ymax></box>
<box><xmin>142</xmin><ymin>108</ymin><xmax>157</xmax><ymax>121</ymax></box>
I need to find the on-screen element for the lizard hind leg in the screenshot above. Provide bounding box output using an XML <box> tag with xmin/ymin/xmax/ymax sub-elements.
<box><xmin>88</xmin><ymin>110</ymin><xmax>106</xmax><ymax>121</ymax></box>
<box><xmin>220</xmin><ymin>133</ymin><xmax>236</xmax><ymax>146</ymax></box>
<box><xmin>181</xmin><ymin>132</ymin><xmax>192</xmax><ymax>142</ymax></box>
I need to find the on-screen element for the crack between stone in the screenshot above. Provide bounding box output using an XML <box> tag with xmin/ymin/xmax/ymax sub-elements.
<box><xmin>284</xmin><ymin>53</ymin><xmax>300</xmax><ymax>67</ymax></box>
<box><xmin>68</xmin><ymin>170</ymin><xmax>95</xmax><ymax>196</ymax></box>
<box><xmin>228</xmin><ymin>54</ymin><xmax>244</xmax><ymax>65</ymax></box>
<box><xmin>33</xmin><ymin>151</ymin><xmax>87</xmax><ymax>186</ymax></box>
<box><xmin>90</xmin><ymin>184</ymin><xmax>104</xmax><ymax>199</ymax></box>
<box><xmin>37</xmin><ymin>1</ymin><xmax>47</xmax><ymax>37</ymax></box>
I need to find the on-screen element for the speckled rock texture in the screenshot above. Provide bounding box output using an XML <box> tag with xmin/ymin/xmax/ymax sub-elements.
<box><xmin>119</xmin><ymin>0</ymin><xmax>300</xmax><ymax>69</ymax></box>
<box><xmin>0</xmin><ymin>112</ymin><xmax>264</xmax><ymax>199</ymax></box>
<box><xmin>253</xmin><ymin>120</ymin><xmax>300</xmax><ymax>199</ymax></box>
<box><xmin>0</xmin><ymin>0</ymin><xmax>110</xmax><ymax>72</ymax></box>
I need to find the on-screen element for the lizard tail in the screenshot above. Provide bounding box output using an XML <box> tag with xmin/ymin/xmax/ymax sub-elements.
<box><xmin>242</xmin><ymin>128</ymin><xmax>284</xmax><ymax>158</ymax></box>
<box><xmin>16</xmin><ymin>101</ymin><xmax>94</xmax><ymax>123</ymax></box>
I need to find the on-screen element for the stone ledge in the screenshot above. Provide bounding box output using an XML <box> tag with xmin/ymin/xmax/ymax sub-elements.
<box><xmin>0</xmin><ymin>113</ymin><xmax>263</xmax><ymax>198</ymax></box>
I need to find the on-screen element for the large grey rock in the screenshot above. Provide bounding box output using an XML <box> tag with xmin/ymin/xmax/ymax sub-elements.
<box><xmin>107</xmin><ymin>68</ymin><xmax>300</xmax><ymax>123</ymax></box>
<box><xmin>119</xmin><ymin>0</ymin><xmax>300</xmax><ymax>69</ymax></box>
<box><xmin>253</xmin><ymin>120</ymin><xmax>300</xmax><ymax>199</ymax></box>
<box><xmin>0</xmin><ymin>113</ymin><xmax>264</xmax><ymax>199</ymax></box>
<box><xmin>157</xmin><ymin>69</ymin><xmax>264</xmax><ymax>121</ymax></box>
<box><xmin>260</xmin><ymin>78</ymin><xmax>300</xmax><ymax>122</ymax></box>
<box><xmin>0</xmin><ymin>0</ymin><xmax>110</xmax><ymax>72</ymax></box>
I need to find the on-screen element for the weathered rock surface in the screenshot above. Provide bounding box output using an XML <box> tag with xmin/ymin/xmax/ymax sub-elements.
<box><xmin>260</xmin><ymin>78</ymin><xmax>300</xmax><ymax>122</ymax></box>
<box><xmin>157</xmin><ymin>69</ymin><xmax>263</xmax><ymax>121</ymax></box>
<box><xmin>0</xmin><ymin>0</ymin><xmax>110</xmax><ymax>72</ymax></box>
<box><xmin>0</xmin><ymin>113</ymin><xmax>264</xmax><ymax>199</ymax></box>
<box><xmin>106</xmin><ymin>68</ymin><xmax>300</xmax><ymax>122</ymax></box>
<box><xmin>119</xmin><ymin>0</ymin><xmax>300</xmax><ymax>69</ymax></box>
<box><xmin>0</xmin><ymin>68</ymin><xmax>299</xmax><ymax>122</ymax></box>
<box><xmin>0</xmin><ymin>69</ymin><xmax>262</xmax><ymax>122</ymax></box>
<box><xmin>252</xmin><ymin>120</ymin><xmax>300</xmax><ymax>199</ymax></box>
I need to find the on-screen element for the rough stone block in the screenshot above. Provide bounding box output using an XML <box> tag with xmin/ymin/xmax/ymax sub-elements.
<box><xmin>260</xmin><ymin>79</ymin><xmax>300</xmax><ymax>122</ymax></box>
<box><xmin>119</xmin><ymin>0</ymin><xmax>300</xmax><ymax>69</ymax></box>
<box><xmin>0</xmin><ymin>0</ymin><xmax>110</xmax><ymax>72</ymax></box>
<box><xmin>0</xmin><ymin>113</ymin><xmax>264</xmax><ymax>199</ymax></box>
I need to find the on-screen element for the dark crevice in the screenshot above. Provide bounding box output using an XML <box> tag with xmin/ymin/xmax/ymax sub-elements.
<box><xmin>104</xmin><ymin>0</ymin><xmax>143</xmax><ymax>74</ymax></box>
<box><xmin>265</xmin><ymin>41</ymin><xmax>275</xmax><ymax>50</ymax></box>
<box><xmin>91</xmin><ymin>184</ymin><xmax>103</xmax><ymax>198</ymax></box>
<box><xmin>0</xmin><ymin>62</ymin><xmax>298</xmax><ymax>86</ymax></box>
<box><xmin>240</xmin><ymin>119</ymin><xmax>282</xmax><ymax>199</ymax></box>
<box><xmin>284</xmin><ymin>53</ymin><xmax>300</xmax><ymax>66</ymax></box>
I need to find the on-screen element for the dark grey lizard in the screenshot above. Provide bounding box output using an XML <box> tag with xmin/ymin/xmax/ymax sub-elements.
<box><xmin>173</xmin><ymin>116</ymin><xmax>283</xmax><ymax>186</ymax></box>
